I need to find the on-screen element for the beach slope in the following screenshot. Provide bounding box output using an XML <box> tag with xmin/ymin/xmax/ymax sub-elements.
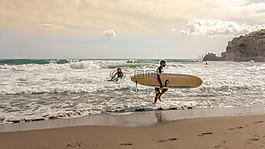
<box><xmin>0</xmin><ymin>114</ymin><xmax>265</xmax><ymax>149</ymax></box>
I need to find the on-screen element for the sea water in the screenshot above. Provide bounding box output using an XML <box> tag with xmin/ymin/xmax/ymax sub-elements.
<box><xmin>0</xmin><ymin>59</ymin><xmax>264</xmax><ymax>124</ymax></box>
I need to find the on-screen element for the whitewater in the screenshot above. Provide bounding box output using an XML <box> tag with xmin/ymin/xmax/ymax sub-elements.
<box><xmin>0</xmin><ymin>59</ymin><xmax>264</xmax><ymax>124</ymax></box>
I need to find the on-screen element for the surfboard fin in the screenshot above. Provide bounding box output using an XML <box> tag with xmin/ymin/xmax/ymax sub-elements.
<box><xmin>165</xmin><ymin>79</ymin><xmax>169</xmax><ymax>87</ymax></box>
<box><xmin>135</xmin><ymin>80</ymin><xmax>138</xmax><ymax>92</ymax></box>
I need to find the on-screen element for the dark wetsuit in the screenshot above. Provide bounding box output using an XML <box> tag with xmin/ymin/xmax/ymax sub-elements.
<box><xmin>117</xmin><ymin>72</ymin><xmax>123</xmax><ymax>78</ymax></box>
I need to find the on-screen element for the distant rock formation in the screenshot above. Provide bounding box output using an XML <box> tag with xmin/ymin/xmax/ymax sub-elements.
<box><xmin>203</xmin><ymin>29</ymin><xmax>265</xmax><ymax>62</ymax></box>
<box><xmin>203</xmin><ymin>53</ymin><xmax>224</xmax><ymax>61</ymax></box>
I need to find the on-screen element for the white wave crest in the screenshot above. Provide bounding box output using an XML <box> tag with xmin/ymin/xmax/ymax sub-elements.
<box><xmin>68</xmin><ymin>61</ymin><xmax>100</xmax><ymax>70</ymax></box>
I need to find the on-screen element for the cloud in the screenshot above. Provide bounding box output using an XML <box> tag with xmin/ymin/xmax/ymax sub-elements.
<box><xmin>38</xmin><ymin>24</ymin><xmax>64</xmax><ymax>30</ymax></box>
<box><xmin>98</xmin><ymin>30</ymin><xmax>117</xmax><ymax>38</ymax></box>
<box><xmin>257</xmin><ymin>9</ymin><xmax>265</xmax><ymax>14</ymax></box>
<box><xmin>1</xmin><ymin>0</ymin><xmax>264</xmax><ymax>35</ymax></box>
<box><xmin>181</xmin><ymin>19</ymin><xmax>265</xmax><ymax>37</ymax></box>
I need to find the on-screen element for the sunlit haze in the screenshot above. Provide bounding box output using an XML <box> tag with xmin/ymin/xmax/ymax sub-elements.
<box><xmin>0</xmin><ymin>0</ymin><xmax>264</xmax><ymax>59</ymax></box>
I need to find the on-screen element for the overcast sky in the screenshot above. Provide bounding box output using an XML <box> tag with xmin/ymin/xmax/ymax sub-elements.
<box><xmin>0</xmin><ymin>0</ymin><xmax>264</xmax><ymax>59</ymax></box>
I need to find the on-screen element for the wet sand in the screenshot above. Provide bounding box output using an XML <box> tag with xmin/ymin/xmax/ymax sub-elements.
<box><xmin>0</xmin><ymin>108</ymin><xmax>265</xmax><ymax>149</ymax></box>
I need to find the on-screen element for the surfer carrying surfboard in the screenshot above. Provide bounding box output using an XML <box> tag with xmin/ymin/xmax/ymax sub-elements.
<box><xmin>154</xmin><ymin>60</ymin><xmax>168</xmax><ymax>103</ymax></box>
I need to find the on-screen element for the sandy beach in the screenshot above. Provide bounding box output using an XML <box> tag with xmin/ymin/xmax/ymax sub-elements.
<box><xmin>0</xmin><ymin>113</ymin><xmax>265</xmax><ymax>149</ymax></box>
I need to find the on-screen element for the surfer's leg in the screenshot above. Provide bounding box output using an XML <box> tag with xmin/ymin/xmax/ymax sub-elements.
<box><xmin>157</xmin><ymin>88</ymin><xmax>168</xmax><ymax>101</ymax></box>
<box><xmin>154</xmin><ymin>87</ymin><xmax>160</xmax><ymax>103</ymax></box>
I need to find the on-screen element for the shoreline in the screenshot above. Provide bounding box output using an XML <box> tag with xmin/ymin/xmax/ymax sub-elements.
<box><xmin>0</xmin><ymin>111</ymin><xmax>264</xmax><ymax>149</ymax></box>
<box><xmin>1</xmin><ymin>106</ymin><xmax>265</xmax><ymax>132</ymax></box>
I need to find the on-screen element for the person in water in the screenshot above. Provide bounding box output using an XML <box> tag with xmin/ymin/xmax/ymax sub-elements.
<box><xmin>154</xmin><ymin>60</ymin><xmax>168</xmax><ymax>103</ymax></box>
<box><xmin>110</xmin><ymin>67</ymin><xmax>124</xmax><ymax>81</ymax></box>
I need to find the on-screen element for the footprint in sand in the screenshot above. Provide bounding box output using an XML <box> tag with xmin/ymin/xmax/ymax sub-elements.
<box><xmin>253</xmin><ymin>121</ymin><xmax>264</xmax><ymax>124</ymax></box>
<box><xmin>158</xmin><ymin>137</ymin><xmax>178</xmax><ymax>142</ymax></box>
<box><xmin>120</xmin><ymin>143</ymin><xmax>133</xmax><ymax>146</ymax></box>
<box><xmin>66</xmin><ymin>142</ymin><xmax>85</xmax><ymax>148</ymax></box>
<box><xmin>228</xmin><ymin>126</ymin><xmax>243</xmax><ymax>130</ymax></box>
<box><xmin>250</xmin><ymin>138</ymin><xmax>259</xmax><ymax>141</ymax></box>
<box><xmin>198</xmin><ymin>132</ymin><xmax>213</xmax><ymax>137</ymax></box>
<box><xmin>214</xmin><ymin>144</ymin><xmax>223</xmax><ymax>148</ymax></box>
<box><xmin>66</xmin><ymin>144</ymin><xmax>73</xmax><ymax>147</ymax></box>
<box><xmin>246</xmin><ymin>138</ymin><xmax>259</xmax><ymax>144</ymax></box>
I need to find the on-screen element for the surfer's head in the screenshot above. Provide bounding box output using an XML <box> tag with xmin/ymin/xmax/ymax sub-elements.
<box><xmin>160</xmin><ymin>60</ymin><xmax>166</xmax><ymax>67</ymax></box>
<box><xmin>117</xmin><ymin>67</ymin><xmax>121</xmax><ymax>72</ymax></box>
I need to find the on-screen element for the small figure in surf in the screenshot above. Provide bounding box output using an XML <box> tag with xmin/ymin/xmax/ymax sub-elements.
<box><xmin>154</xmin><ymin>60</ymin><xmax>168</xmax><ymax>103</ymax></box>
<box><xmin>110</xmin><ymin>67</ymin><xmax>124</xmax><ymax>81</ymax></box>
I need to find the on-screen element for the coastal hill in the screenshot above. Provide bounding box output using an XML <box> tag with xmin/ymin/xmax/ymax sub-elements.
<box><xmin>203</xmin><ymin>29</ymin><xmax>265</xmax><ymax>62</ymax></box>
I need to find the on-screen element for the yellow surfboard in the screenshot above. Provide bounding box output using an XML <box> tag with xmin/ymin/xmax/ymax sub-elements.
<box><xmin>131</xmin><ymin>73</ymin><xmax>202</xmax><ymax>88</ymax></box>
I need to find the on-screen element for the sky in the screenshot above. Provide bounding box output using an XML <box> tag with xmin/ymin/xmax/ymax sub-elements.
<box><xmin>0</xmin><ymin>0</ymin><xmax>265</xmax><ymax>59</ymax></box>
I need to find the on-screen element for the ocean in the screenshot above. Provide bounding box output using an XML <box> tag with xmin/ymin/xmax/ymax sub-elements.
<box><xmin>0</xmin><ymin>59</ymin><xmax>264</xmax><ymax>124</ymax></box>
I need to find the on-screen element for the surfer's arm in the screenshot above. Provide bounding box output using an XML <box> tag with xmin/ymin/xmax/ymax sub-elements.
<box><xmin>110</xmin><ymin>73</ymin><xmax>117</xmax><ymax>80</ymax></box>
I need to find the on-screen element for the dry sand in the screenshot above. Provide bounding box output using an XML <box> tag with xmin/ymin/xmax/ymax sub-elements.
<box><xmin>0</xmin><ymin>114</ymin><xmax>265</xmax><ymax>149</ymax></box>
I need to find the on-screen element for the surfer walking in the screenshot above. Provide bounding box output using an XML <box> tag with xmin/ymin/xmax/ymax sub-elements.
<box><xmin>110</xmin><ymin>67</ymin><xmax>124</xmax><ymax>81</ymax></box>
<box><xmin>154</xmin><ymin>60</ymin><xmax>168</xmax><ymax>103</ymax></box>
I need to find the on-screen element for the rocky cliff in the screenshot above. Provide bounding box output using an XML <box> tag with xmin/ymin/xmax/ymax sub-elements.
<box><xmin>203</xmin><ymin>29</ymin><xmax>265</xmax><ymax>62</ymax></box>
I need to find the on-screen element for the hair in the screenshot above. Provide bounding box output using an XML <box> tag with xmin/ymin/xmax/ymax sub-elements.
<box><xmin>160</xmin><ymin>60</ymin><xmax>166</xmax><ymax>64</ymax></box>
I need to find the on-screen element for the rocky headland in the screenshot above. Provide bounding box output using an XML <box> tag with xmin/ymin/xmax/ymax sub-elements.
<box><xmin>203</xmin><ymin>29</ymin><xmax>265</xmax><ymax>62</ymax></box>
